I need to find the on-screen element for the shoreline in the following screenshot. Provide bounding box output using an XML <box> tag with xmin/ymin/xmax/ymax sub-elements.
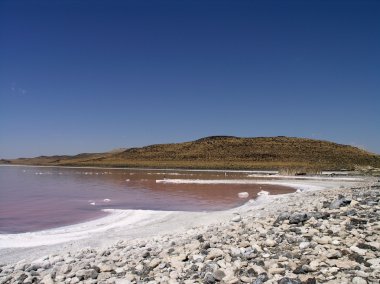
<box><xmin>0</xmin><ymin>164</ymin><xmax>279</xmax><ymax>174</ymax></box>
<box><xmin>0</xmin><ymin>176</ymin><xmax>378</xmax><ymax>283</ymax></box>
<box><xmin>0</xmin><ymin>179</ymin><xmax>341</xmax><ymax>246</ymax></box>
<box><xmin>0</xmin><ymin>177</ymin><xmax>367</xmax><ymax>260</ymax></box>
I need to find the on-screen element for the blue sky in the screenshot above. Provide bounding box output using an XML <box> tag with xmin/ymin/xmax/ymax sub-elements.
<box><xmin>0</xmin><ymin>0</ymin><xmax>379</xmax><ymax>158</ymax></box>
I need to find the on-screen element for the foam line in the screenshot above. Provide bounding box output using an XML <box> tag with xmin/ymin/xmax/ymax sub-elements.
<box><xmin>246</xmin><ymin>174</ymin><xmax>363</xmax><ymax>181</ymax></box>
<box><xmin>0</xmin><ymin>210</ymin><xmax>172</xmax><ymax>248</ymax></box>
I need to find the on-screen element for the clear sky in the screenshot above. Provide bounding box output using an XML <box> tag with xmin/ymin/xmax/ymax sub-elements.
<box><xmin>0</xmin><ymin>0</ymin><xmax>379</xmax><ymax>158</ymax></box>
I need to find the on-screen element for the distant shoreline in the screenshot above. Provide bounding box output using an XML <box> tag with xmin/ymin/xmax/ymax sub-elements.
<box><xmin>0</xmin><ymin>164</ymin><xmax>279</xmax><ymax>174</ymax></box>
<box><xmin>2</xmin><ymin>136</ymin><xmax>380</xmax><ymax>171</ymax></box>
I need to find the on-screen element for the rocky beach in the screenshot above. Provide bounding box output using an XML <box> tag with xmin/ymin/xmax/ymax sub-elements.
<box><xmin>0</xmin><ymin>177</ymin><xmax>379</xmax><ymax>284</ymax></box>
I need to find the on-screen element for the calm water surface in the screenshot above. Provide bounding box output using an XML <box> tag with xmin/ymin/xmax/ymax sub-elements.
<box><xmin>0</xmin><ymin>166</ymin><xmax>295</xmax><ymax>233</ymax></box>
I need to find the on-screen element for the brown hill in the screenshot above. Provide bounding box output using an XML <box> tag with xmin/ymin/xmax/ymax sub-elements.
<box><xmin>2</xmin><ymin>136</ymin><xmax>380</xmax><ymax>171</ymax></box>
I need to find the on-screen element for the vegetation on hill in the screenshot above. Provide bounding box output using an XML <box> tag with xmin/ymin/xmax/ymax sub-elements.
<box><xmin>2</xmin><ymin>136</ymin><xmax>380</xmax><ymax>172</ymax></box>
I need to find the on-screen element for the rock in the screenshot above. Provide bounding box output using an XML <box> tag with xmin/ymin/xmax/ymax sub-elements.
<box><xmin>367</xmin><ymin>242</ymin><xmax>380</xmax><ymax>250</ymax></box>
<box><xmin>265</xmin><ymin>239</ymin><xmax>276</xmax><ymax>247</ymax></box>
<box><xmin>309</xmin><ymin>260</ymin><xmax>320</xmax><ymax>270</ymax></box>
<box><xmin>274</xmin><ymin>212</ymin><xmax>290</xmax><ymax>224</ymax></box>
<box><xmin>98</xmin><ymin>263</ymin><xmax>113</xmax><ymax>272</ymax></box>
<box><xmin>76</xmin><ymin>269</ymin><xmax>98</xmax><ymax>280</ymax></box>
<box><xmin>142</xmin><ymin>250</ymin><xmax>150</xmax><ymax>258</ymax></box>
<box><xmin>314</xmin><ymin>236</ymin><xmax>331</xmax><ymax>245</ymax></box>
<box><xmin>41</xmin><ymin>274</ymin><xmax>54</xmax><ymax>284</ymax></box>
<box><xmin>278</xmin><ymin>277</ymin><xmax>302</xmax><ymax>284</ymax></box>
<box><xmin>97</xmin><ymin>272</ymin><xmax>112</xmax><ymax>281</ymax></box>
<box><xmin>352</xmin><ymin>277</ymin><xmax>367</xmax><ymax>284</ymax></box>
<box><xmin>299</xmin><ymin>242</ymin><xmax>310</xmax><ymax>250</ymax></box>
<box><xmin>304</xmin><ymin>278</ymin><xmax>316</xmax><ymax>284</ymax></box>
<box><xmin>329</xmin><ymin>195</ymin><xmax>351</xmax><ymax>209</ymax></box>
<box><xmin>206</xmin><ymin>248</ymin><xmax>224</xmax><ymax>260</ymax></box>
<box><xmin>307</xmin><ymin>211</ymin><xmax>330</xmax><ymax>220</ymax></box>
<box><xmin>334</xmin><ymin>260</ymin><xmax>359</xmax><ymax>269</ymax></box>
<box><xmin>192</xmin><ymin>254</ymin><xmax>205</xmax><ymax>262</ymax></box>
<box><xmin>350</xmin><ymin>246</ymin><xmax>367</xmax><ymax>256</ymax></box>
<box><xmin>350</xmin><ymin>200</ymin><xmax>359</xmax><ymax>206</ymax></box>
<box><xmin>29</xmin><ymin>259</ymin><xmax>50</xmax><ymax>271</ymax></box>
<box><xmin>367</xmin><ymin>258</ymin><xmax>380</xmax><ymax>267</ymax></box>
<box><xmin>289</xmin><ymin>213</ymin><xmax>309</xmax><ymax>224</ymax></box>
<box><xmin>251</xmin><ymin>265</ymin><xmax>266</xmax><ymax>275</ymax></box>
<box><xmin>357</xmin><ymin>242</ymin><xmax>378</xmax><ymax>251</ymax></box>
<box><xmin>268</xmin><ymin>267</ymin><xmax>285</xmax><ymax>275</ymax></box>
<box><xmin>231</xmin><ymin>215</ymin><xmax>242</xmax><ymax>222</ymax></box>
<box><xmin>114</xmin><ymin>279</ymin><xmax>131</xmax><ymax>284</ymax></box>
<box><xmin>240</xmin><ymin>276</ymin><xmax>251</xmax><ymax>283</ymax></box>
<box><xmin>302</xmin><ymin>265</ymin><xmax>316</xmax><ymax>273</ymax></box>
<box><xmin>14</xmin><ymin>261</ymin><xmax>27</xmax><ymax>271</ymax></box>
<box><xmin>70</xmin><ymin>276</ymin><xmax>80</xmax><ymax>283</ymax></box>
<box><xmin>149</xmin><ymin>258</ymin><xmax>161</xmax><ymax>269</ymax></box>
<box><xmin>10</xmin><ymin>271</ymin><xmax>27</xmax><ymax>283</ymax></box>
<box><xmin>213</xmin><ymin>269</ymin><xmax>225</xmax><ymax>281</ymax></box>
<box><xmin>326</xmin><ymin>250</ymin><xmax>342</xmax><ymax>259</ymax></box>
<box><xmin>293</xmin><ymin>266</ymin><xmax>306</xmax><ymax>274</ymax></box>
<box><xmin>23</xmin><ymin>276</ymin><xmax>36</xmax><ymax>284</ymax></box>
<box><xmin>204</xmin><ymin>272</ymin><xmax>215</xmax><ymax>284</ymax></box>
<box><xmin>59</xmin><ymin>264</ymin><xmax>72</xmax><ymax>274</ymax></box>
<box><xmin>252</xmin><ymin>272</ymin><xmax>268</xmax><ymax>284</ymax></box>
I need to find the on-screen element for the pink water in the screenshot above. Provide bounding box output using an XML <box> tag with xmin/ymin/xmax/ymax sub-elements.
<box><xmin>0</xmin><ymin>166</ymin><xmax>295</xmax><ymax>233</ymax></box>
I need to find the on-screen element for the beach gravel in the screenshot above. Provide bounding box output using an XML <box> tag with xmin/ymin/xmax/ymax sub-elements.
<box><xmin>0</xmin><ymin>179</ymin><xmax>379</xmax><ymax>283</ymax></box>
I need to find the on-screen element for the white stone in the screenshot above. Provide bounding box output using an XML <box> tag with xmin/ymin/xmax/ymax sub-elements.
<box><xmin>238</xmin><ymin>192</ymin><xmax>249</xmax><ymax>198</ymax></box>
<box><xmin>265</xmin><ymin>239</ymin><xmax>276</xmax><ymax>247</ymax></box>
<box><xmin>352</xmin><ymin>276</ymin><xmax>367</xmax><ymax>284</ymax></box>
<box><xmin>231</xmin><ymin>215</ymin><xmax>242</xmax><ymax>222</ymax></box>
<box><xmin>206</xmin><ymin>248</ymin><xmax>224</xmax><ymax>260</ymax></box>
<box><xmin>350</xmin><ymin>246</ymin><xmax>367</xmax><ymax>256</ymax></box>
<box><xmin>192</xmin><ymin>254</ymin><xmax>205</xmax><ymax>262</ymax></box>
<box><xmin>299</xmin><ymin>242</ymin><xmax>310</xmax><ymax>250</ymax></box>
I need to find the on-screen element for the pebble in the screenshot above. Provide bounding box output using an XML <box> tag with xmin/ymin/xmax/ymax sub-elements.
<box><xmin>352</xmin><ymin>276</ymin><xmax>367</xmax><ymax>284</ymax></box>
<box><xmin>299</xmin><ymin>242</ymin><xmax>310</xmax><ymax>249</ymax></box>
<box><xmin>1</xmin><ymin>180</ymin><xmax>379</xmax><ymax>284</ymax></box>
<box><xmin>231</xmin><ymin>215</ymin><xmax>242</xmax><ymax>222</ymax></box>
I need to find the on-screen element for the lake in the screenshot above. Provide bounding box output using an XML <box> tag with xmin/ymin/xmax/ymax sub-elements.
<box><xmin>0</xmin><ymin>166</ymin><xmax>295</xmax><ymax>233</ymax></box>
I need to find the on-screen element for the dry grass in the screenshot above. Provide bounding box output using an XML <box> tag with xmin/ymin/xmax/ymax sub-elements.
<box><xmin>3</xmin><ymin>136</ymin><xmax>380</xmax><ymax>171</ymax></box>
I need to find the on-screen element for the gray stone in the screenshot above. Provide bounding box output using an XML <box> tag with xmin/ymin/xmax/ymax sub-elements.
<box><xmin>59</xmin><ymin>264</ymin><xmax>72</xmax><ymax>274</ymax></box>
<box><xmin>329</xmin><ymin>195</ymin><xmax>351</xmax><ymax>209</ymax></box>
<box><xmin>213</xmin><ymin>269</ymin><xmax>225</xmax><ymax>281</ymax></box>
<box><xmin>278</xmin><ymin>277</ymin><xmax>302</xmax><ymax>284</ymax></box>
<box><xmin>274</xmin><ymin>212</ymin><xmax>290</xmax><ymax>224</ymax></box>
<box><xmin>352</xmin><ymin>277</ymin><xmax>367</xmax><ymax>284</ymax></box>
<box><xmin>289</xmin><ymin>213</ymin><xmax>309</xmax><ymax>224</ymax></box>
<box><xmin>252</xmin><ymin>272</ymin><xmax>268</xmax><ymax>284</ymax></box>
<box><xmin>204</xmin><ymin>272</ymin><xmax>215</xmax><ymax>284</ymax></box>
<box><xmin>76</xmin><ymin>269</ymin><xmax>98</xmax><ymax>280</ymax></box>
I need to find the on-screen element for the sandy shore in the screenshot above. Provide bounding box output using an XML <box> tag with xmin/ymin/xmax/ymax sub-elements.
<box><xmin>0</xmin><ymin>175</ymin><xmax>378</xmax><ymax>283</ymax></box>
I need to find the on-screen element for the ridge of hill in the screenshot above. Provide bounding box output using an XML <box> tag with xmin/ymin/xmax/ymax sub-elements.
<box><xmin>2</xmin><ymin>136</ymin><xmax>380</xmax><ymax>171</ymax></box>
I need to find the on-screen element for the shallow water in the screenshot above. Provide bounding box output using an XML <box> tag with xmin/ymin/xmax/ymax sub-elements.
<box><xmin>0</xmin><ymin>166</ymin><xmax>295</xmax><ymax>233</ymax></box>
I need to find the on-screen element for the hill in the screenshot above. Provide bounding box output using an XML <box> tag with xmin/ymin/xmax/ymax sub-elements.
<box><xmin>2</xmin><ymin>136</ymin><xmax>380</xmax><ymax>171</ymax></box>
